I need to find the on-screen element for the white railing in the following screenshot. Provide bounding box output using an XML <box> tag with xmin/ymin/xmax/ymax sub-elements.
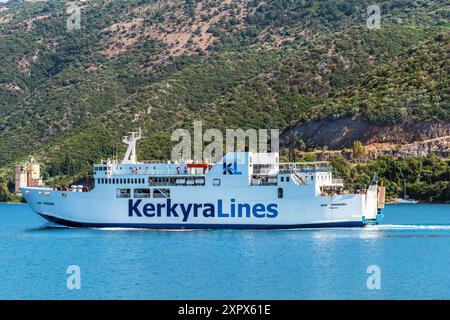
<box><xmin>332</xmin><ymin>179</ymin><xmax>344</xmax><ymax>185</ymax></box>
<box><xmin>291</xmin><ymin>173</ymin><xmax>306</xmax><ymax>185</ymax></box>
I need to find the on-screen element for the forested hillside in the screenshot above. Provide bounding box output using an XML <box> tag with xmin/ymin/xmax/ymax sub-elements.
<box><xmin>287</xmin><ymin>33</ymin><xmax>450</xmax><ymax>148</ymax></box>
<box><xmin>0</xmin><ymin>0</ymin><xmax>449</xmax><ymax>200</ymax></box>
<box><xmin>313</xmin><ymin>33</ymin><xmax>449</xmax><ymax>124</ymax></box>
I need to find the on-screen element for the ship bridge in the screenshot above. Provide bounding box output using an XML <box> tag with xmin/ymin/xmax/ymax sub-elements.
<box><xmin>89</xmin><ymin>132</ymin><xmax>345</xmax><ymax>193</ymax></box>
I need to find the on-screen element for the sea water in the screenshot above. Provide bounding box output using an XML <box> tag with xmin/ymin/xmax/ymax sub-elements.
<box><xmin>0</xmin><ymin>203</ymin><xmax>449</xmax><ymax>299</ymax></box>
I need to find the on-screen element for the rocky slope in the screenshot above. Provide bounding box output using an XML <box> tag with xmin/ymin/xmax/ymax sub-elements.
<box><xmin>286</xmin><ymin>114</ymin><xmax>450</xmax><ymax>150</ymax></box>
<box><xmin>284</xmin><ymin>33</ymin><xmax>450</xmax><ymax>150</ymax></box>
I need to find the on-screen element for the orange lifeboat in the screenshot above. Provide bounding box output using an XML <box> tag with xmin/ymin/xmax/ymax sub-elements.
<box><xmin>187</xmin><ymin>163</ymin><xmax>213</xmax><ymax>174</ymax></box>
<box><xmin>187</xmin><ymin>163</ymin><xmax>212</xmax><ymax>169</ymax></box>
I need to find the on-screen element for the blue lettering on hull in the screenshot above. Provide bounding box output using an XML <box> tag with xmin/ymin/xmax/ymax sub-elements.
<box><xmin>128</xmin><ymin>199</ymin><xmax>279</xmax><ymax>221</ymax></box>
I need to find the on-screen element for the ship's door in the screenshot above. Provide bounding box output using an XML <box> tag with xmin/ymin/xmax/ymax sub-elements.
<box><xmin>278</xmin><ymin>188</ymin><xmax>283</xmax><ymax>198</ymax></box>
<box><xmin>327</xmin><ymin>196</ymin><xmax>335</xmax><ymax>220</ymax></box>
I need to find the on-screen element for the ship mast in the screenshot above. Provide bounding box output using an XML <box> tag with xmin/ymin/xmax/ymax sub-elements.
<box><xmin>122</xmin><ymin>128</ymin><xmax>142</xmax><ymax>164</ymax></box>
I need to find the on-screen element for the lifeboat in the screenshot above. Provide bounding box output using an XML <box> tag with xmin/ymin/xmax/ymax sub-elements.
<box><xmin>187</xmin><ymin>162</ymin><xmax>212</xmax><ymax>174</ymax></box>
<box><xmin>186</xmin><ymin>163</ymin><xmax>212</xmax><ymax>169</ymax></box>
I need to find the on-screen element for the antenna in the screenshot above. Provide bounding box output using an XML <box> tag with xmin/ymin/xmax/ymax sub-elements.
<box><xmin>287</xmin><ymin>114</ymin><xmax>296</xmax><ymax>162</ymax></box>
<box><xmin>122</xmin><ymin>128</ymin><xmax>142</xmax><ymax>164</ymax></box>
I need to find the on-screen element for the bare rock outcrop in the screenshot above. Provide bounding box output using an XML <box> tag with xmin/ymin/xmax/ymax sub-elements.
<box><xmin>284</xmin><ymin>114</ymin><xmax>450</xmax><ymax>150</ymax></box>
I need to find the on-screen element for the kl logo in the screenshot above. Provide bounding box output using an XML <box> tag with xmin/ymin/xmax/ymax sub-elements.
<box><xmin>223</xmin><ymin>162</ymin><xmax>242</xmax><ymax>175</ymax></box>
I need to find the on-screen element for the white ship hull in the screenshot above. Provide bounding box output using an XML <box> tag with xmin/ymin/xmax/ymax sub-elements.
<box><xmin>22</xmin><ymin>181</ymin><xmax>381</xmax><ymax>229</ymax></box>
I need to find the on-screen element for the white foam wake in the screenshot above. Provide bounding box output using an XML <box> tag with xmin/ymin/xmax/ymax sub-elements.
<box><xmin>373</xmin><ymin>224</ymin><xmax>450</xmax><ymax>230</ymax></box>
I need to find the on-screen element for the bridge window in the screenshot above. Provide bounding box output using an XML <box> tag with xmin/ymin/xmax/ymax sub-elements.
<box><xmin>286</xmin><ymin>176</ymin><xmax>290</xmax><ymax>182</ymax></box>
<box><xmin>213</xmin><ymin>179</ymin><xmax>221</xmax><ymax>186</ymax></box>
<box><xmin>153</xmin><ymin>188</ymin><xmax>170</xmax><ymax>198</ymax></box>
<box><xmin>116</xmin><ymin>189</ymin><xmax>131</xmax><ymax>198</ymax></box>
<box><xmin>280</xmin><ymin>177</ymin><xmax>284</xmax><ymax>182</ymax></box>
<box><xmin>134</xmin><ymin>188</ymin><xmax>151</xmax><ymax>198</ymax></box>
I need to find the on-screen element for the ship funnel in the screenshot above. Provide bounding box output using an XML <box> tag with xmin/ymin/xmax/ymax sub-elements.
<box><xmin>122</xmin><ymin>128</ymin><xmax>142</xmax><ymax>164</ymax></box>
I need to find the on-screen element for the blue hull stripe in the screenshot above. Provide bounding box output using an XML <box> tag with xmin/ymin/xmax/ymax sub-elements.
<box><xmin>38</xmin><ymin>213</ymin><xmax>365</xmax><ymax>229</ymax></box>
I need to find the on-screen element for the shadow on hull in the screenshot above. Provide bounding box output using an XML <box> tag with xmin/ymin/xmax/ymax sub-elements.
<box><xmin>37</xmin><ymin>213</ymin><xmax>366</xmax><ymax>230</ymax></box>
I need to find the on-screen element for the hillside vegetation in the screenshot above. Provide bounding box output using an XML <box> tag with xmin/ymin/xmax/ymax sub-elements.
<box><xmin>314</xmin><ymin>33</ymin><xmax>450</xmax><ymax>124</ymax></box>
<box><xmin>0</xmin><ymin>0</ymin><xmax>449</xmax><ymax>200</ymax></box>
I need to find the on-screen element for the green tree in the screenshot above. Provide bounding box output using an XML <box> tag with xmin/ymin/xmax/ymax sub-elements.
<box><xmin>352</xmin><ymin>140</ymin><xmax>366</xmax><ymax>160</ymax></box>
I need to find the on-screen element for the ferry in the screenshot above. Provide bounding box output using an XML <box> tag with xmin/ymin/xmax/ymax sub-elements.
<box><xmin>22</xmin><ymin>132</ymin><xmax>385</xmax><ymax>229</ymax></box>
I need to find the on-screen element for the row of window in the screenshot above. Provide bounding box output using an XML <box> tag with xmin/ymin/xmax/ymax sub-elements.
<box><xmin>97</xmin><ymin>178</ymin><xmax>145</xmax><ymax>185</ymax></box>
<box><xmin>116</xmin><ymin>188</ymin><xmax>283</xmax><ymax>199</ymax></box>
<box><xmin>149</xmin><ymin>176</ymin><xmax>205</xmax><ymax>186</ymax></box>
<box><xmin>99</xmin><ymin>175</ymin><xmax>328</xmax><ymax>187</ymax></box>
<box><xmin>117</xmin><ymin>188</ymin><xmax>170</xmax><ymax>199</ymax></box>
<box><xmin>117</xmin><ymin>187</ymin><xmax>283</xmax><ymax>199</ymax></box>
<box><xmin>97</xmin><ymin>177</ymin><xmax>209</xmax><ymax>186</ymax></box>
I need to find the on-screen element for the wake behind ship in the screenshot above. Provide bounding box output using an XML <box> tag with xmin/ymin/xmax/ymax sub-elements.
<box><xmin>22</xmin><ymin>132</ymin><xmax>385</xmax><ymax>229</ymax></box>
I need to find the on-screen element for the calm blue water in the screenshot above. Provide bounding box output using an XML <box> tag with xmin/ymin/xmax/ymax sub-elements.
<box><xmin>0</xmin><ymin>203</ymin><xmax>449</xmax><ymax>299</ymax></box>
